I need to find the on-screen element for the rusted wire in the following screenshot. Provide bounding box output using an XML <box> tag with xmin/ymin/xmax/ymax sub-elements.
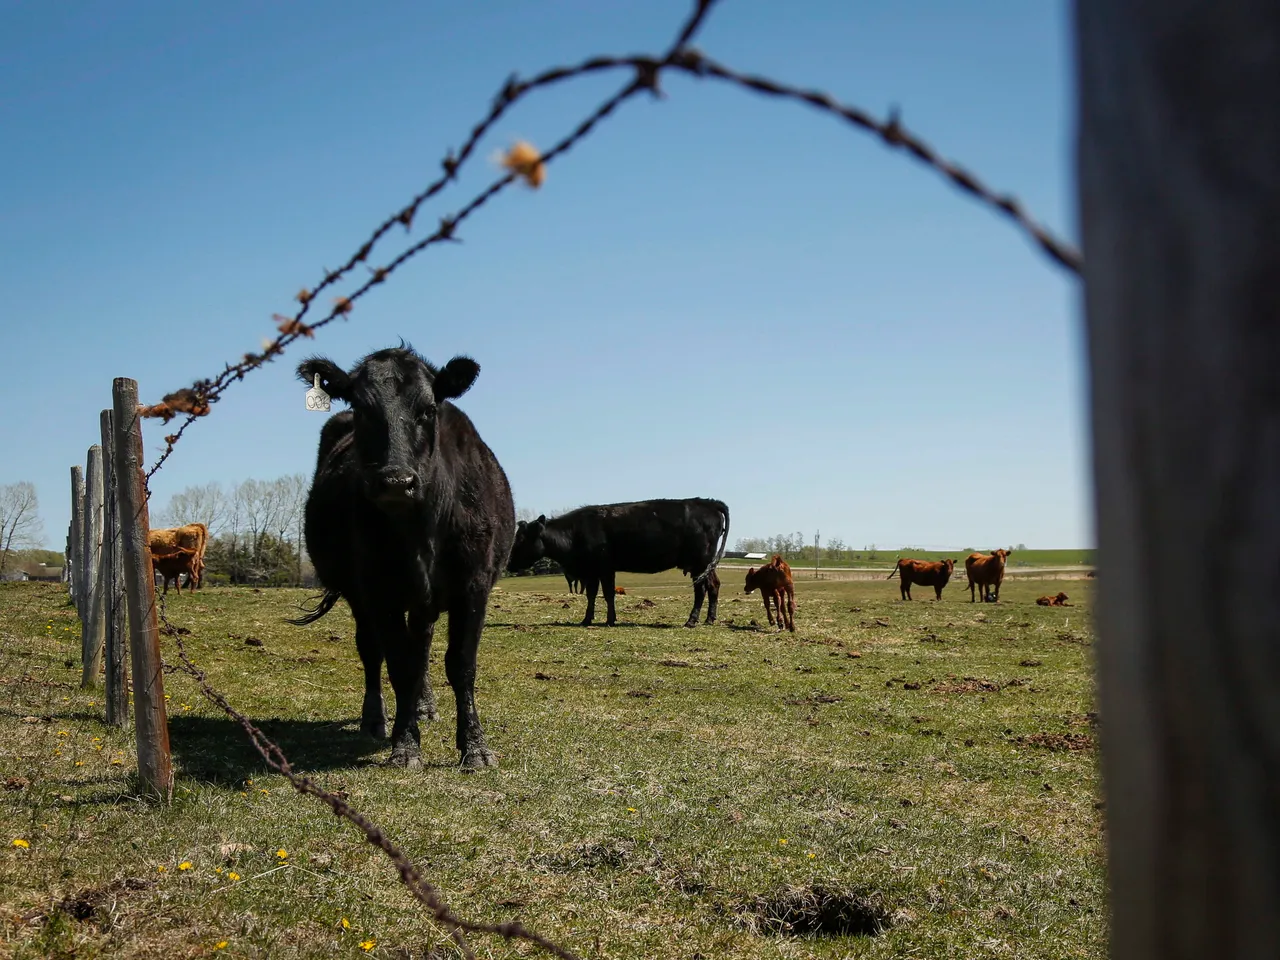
<box><xmin>140</xmin><ymin>0</ymin><xmax>1077</xmax><ymax>480</ymax></box>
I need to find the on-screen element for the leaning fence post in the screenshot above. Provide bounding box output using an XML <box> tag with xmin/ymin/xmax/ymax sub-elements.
<box><xmin>111</xmin><ymin>378</ymin><xmax>172</xmax><ymax>799</ymax></box>
<box><xmin>101</xmin><ymin>409</ymin><xmax>128</xmax><ymax>726</ymax></box>
<box><xmin>82</xmin><ymin>445</ymin><xmax>106</xmax><ymax>686</ymax></box>
<box><xmin>70</xmin><ymin>466</ymin><xmax>84</xmax><ymax>617</ymax></box>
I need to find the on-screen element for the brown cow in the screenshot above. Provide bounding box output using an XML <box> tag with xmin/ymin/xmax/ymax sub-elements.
<box><xmin>614</xmin><ymin>586</ymin><xmax>627</xmax><ymax>595</ymax></box>
<box><xmin>151</xmin><ymin>546</ymin><xmax>200</xmax><ymax>595</ymax></box>
<box><xmin>1036</xmin><ymin>592</ymin><xmax>1071</xmax><ymax>607</ymax></box>
<box><xmin>148</xmin><ymin>522</ymin><xmax>209</xmax><ymax>589</ymax></box>
<box><xmin>744</xmin><ymin>555</ymin><xmax>795</xmax><ymax>633</ymax></box>
<box><xmin>965</xmin><ymin>548</ymin><xmax>1012</xmax><ymax>602</ymax></box>
<box><xmin>887</xmin><ymin>557</ymin><xmax>956</xmax><ymax>601</ymax></box>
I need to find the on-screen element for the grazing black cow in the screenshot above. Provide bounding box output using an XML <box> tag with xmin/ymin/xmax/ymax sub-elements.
<box><xmin>287</xmin><ymin>345</ymin><xmax>515</xmax><ymax>770</ymax></box>
<box><xmin>506</xmin><ymin>498</ymin><xmax>730</xmax><ymax>627</ymax></box>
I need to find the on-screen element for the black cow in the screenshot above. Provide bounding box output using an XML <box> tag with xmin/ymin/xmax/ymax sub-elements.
<box><xmin>506</xmin><ymin>498</ymin><xmax>730</xmax><ymax>627</ymax></box>
<box><xmin>287</xmin><ymin>345</ymin><xmax>515</xmax><ymax>770</ymax></box>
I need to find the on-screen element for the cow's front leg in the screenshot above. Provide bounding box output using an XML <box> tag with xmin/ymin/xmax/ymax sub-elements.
<box><xmin>351</xmin><ymin>608</ymin><xmax>387</xmax><ymax>739</ymax></box>
<box><xmin>408</xmin><ymin>605</ymin><xmax>439</xmax><ymax>722</ymax></box>
<box><xmin>382</xmin><ymin>614</ymin><xmax>424</xmax><ymax>768</ymax></box>
<box><xmin>761</xmin><ymin>593</ymin><xmax>775</xmax><ymax>626</ymax></box>
<box><xmin>447</xmin><ymin>594</ymin><xmax>497</xmax><ymax>770</ymax></box>
<box><xmin>581</xmin><ymin>576</ymin><xmax>600</xmax><ymax>626</ymax></box>
<box><xmin>600</xmin><ymin>570</ymin><xmax>618</xmax><ymax>626</ymax></box>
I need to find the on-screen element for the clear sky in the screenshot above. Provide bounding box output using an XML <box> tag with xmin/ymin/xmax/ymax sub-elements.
<box><xmin>1</xmin><ymin>0</ymin><xmax>1088</xmax><ymax>554</ymax></box>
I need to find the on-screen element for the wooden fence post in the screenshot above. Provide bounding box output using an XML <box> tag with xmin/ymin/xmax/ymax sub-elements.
<box><xmin>101</xmin><ymin>409</ymin><xmax>128</xmax><ymax>726</ymax></box>
<box><xmin>1075</xmin><ymin>3</ymin><xmax>1280</xmax><ymax>957</ymax></box>
<box><xmin>69</xmin><ymin>466</ymin><xmax>84</xmax><ymax>617</ymax></box>
<box><xmin>82</xmin><ymin>445</ymin><xmax>106</xmax><ymax>686</ymax></box>
<box><xmin>110</xmin><ymin>378</ymin><xmax>172</xmax><ymax>799</ymax></box>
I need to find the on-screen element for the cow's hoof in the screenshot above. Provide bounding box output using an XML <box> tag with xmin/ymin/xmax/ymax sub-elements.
<box><xmin>387</xmin><ymin>747</ymin><xmax>423</xmax><ymax>769</ymax></box>
<box><xmin>683</xmin><ymin>619</ymin><xmax>698</xmax><ymax>629</ymax></box>
<box><xmin>362</xmin><ymin>717</ymin><xmax>387</xmax><ymax>740</ymax></box>
<box><xmin>460</xmin><ymin>746</ymin><xmax>498</xmax><ymax>771</ymax></box>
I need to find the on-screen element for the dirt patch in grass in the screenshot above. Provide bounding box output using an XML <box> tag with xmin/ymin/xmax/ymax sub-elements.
<box><xmin>1012</xmin><ymin>732</ymin><xmax>1096</xmax><ymax>752</ymax></box>
<box><xmin>932</xmin><ymin>677</ymin><xmax>1002</xmax><ymax>694</ymax></box>
<box><xmin>733</xmin><ymin>884</ymin><xmax>895</xmax><ymax>937</ymax></box>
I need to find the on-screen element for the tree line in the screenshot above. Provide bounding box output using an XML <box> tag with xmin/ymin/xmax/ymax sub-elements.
<box><xmin>0</xmin><ymin>482</ymin><xmax>46</xmax><ymax>578</ymax></box>
<box><xmin>157</xmin><ymin>477</ymin><xmax>310</xmax><ymax>586</ymax></box>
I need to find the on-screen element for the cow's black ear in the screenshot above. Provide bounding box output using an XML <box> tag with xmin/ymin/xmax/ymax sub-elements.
<box><xmin>298</xmin><ymin>357</ymin><xmax>351</xmax><ymax>399</ymax></box>
<box><xmin>536</xmin><ymin>514</ymin><xmax>546</xmax><ymax>526</ymax></box>
<box><xmin>433</xmin><ymin>356</ymin><xmax>480</xmax><ymax>402</ymax></box>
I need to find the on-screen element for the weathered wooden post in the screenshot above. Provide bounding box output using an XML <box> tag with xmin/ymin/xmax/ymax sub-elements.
<box><xmin>82</xmin><ymin>445</ymin><xmax>105</xmax><ymax>686</ymax></box>
<box><xmin>101</xmin><ymin>409</ymin><xmax>128</xmax><ymax>726</ymax></box>
<box><xmin>69</xmin><ymin>466</ymin><xmax>84</xmax><ymax>617</ymax></box>
<box><xmin>110</xmin><ymin>378</ymin><xmax>172</xmax><ymax>799</ymax></box>
<box><xmin>1076</xmin><ymin>2</ymin><xmax>1280</xmax><ymax>957</ymax></box>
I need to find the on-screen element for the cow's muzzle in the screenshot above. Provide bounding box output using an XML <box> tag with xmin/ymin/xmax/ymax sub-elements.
<box><xmin>373</xmin><ymin>468</ymin><xmax>418</xmax><ymax>506</ymax></box>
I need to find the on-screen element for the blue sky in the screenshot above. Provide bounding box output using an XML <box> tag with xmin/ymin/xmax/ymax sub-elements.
<box><xmin>1</xmin><ymin>0</ymin><xmax>1088</xmax><ymax>553</ymax></box>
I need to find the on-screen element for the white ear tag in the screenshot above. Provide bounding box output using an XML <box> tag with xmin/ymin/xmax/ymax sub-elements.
<box><xmin>305</xmin><ymin>374</ymin><xmax>331</xmax><ymax>412</ymax></box>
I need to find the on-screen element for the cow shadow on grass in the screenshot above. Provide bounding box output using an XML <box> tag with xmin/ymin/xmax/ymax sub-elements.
<box><xmin>164</xmin><ymin>714</ymin><xmax>389</xmax><ymax>785</ymax></box>
<box><xmin>488</xmin><ymin>621</ymin><xmax>680</xmax><ymax>630</ymax></box>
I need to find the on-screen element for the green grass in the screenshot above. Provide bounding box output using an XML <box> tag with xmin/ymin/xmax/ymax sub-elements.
<box><xmin>0</xmin><ymin>575</ymin><xmax>1104</xmax><ymax>958</ymax></box>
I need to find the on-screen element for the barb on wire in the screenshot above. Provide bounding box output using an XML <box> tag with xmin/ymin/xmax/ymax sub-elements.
<box><xmin>140</xmin><ymin>0</ymin><xmax>1078</xmax><ymax>482</ymax></box>
<box><xmin>158</xmin><ymin>602</ymin><xmax>580</xmax><ymax>960</ymax></box>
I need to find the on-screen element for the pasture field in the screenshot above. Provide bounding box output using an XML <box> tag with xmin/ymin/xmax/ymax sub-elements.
<box><xmin>0</xmin><ymin>574</ymin><xmax>1104</xmax><ymax>959</ymax></box>
<box><xmin>717</xmin><ymin>549</ymin><xmax>1095</xmax><ymax>571</ymax></box>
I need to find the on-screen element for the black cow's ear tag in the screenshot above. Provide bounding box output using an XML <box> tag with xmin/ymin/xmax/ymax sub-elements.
<box><xmin>305</xmin><ymin>374</ymin><xmax>331</xmax><ymax>412</ymax></box>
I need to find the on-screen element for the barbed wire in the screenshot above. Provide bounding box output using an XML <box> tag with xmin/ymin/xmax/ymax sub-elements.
<box><xmin>158</xmin><ymin>601</ymin><xmax>581</xmax><ymax>960</ymax></box>
<box><xmin>139</xmin><ymin>0</ymin><xmax>1078</xmax><ymax>482</ymax></box>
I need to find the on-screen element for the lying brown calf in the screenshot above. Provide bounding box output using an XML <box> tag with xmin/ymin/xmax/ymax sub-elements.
<box><xmin>744</xmin><ymin>555</ymin><xmax>795</xmax><ymax>633</ymax></box>
<box><xmin>1036</xmin><ymin>592</ymin><xmax>1071</xmax><ymax>607</ymax></box>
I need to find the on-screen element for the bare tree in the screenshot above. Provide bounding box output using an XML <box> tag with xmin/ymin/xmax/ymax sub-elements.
<box><xmin>0</xmin><ymin>482</ymin><xmax>44</xmax><ymax>576</ymax></box>
<box><xmin>274</xmin><ymin>474</ymin><xmax>310</xmax><ymax>585</ymax></box>
<box><xmin>158</xmin><ymin>482</ymin><xmax>229</xmax><ymax>534</ymax></box>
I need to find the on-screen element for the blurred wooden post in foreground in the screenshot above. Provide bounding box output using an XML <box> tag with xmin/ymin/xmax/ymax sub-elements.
<box><xmin>82</xmin><ymin>445</ymin><xmax>105</xmax><ymax>686</ymax></box>
<box><xmin>110</xmin><ymin>378</ymin><xmax>172</xmax><ymax>799</ymax></box>
<box><xmin>101</xmin><ymin>409</ymin><xmax>129</xmax><ymax>726</ymax></box>
<box><xmin>69</xmin><ymin>466</ymin><xmax>84</xmax><ymax>618</ymax></box>
<box><xmin>1076</xmin><ymin>2</ymin><xmax>1280</xmax><ymax>957</ymax></box>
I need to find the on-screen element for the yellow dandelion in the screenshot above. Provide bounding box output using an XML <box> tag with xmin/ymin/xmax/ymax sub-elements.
<box><xmin>227</xmin><ymin>871</ymin><xmax>240</xmax><ymax>881</ymax></box>
<box><xmin>157</xmin><ymin>865</ymin><xmax>166</xmax><ymax>873</ymax></box>
<box><xmin>778</xmin><ymin>838</ymin><xmax>788</xmax><ymax>845</ymax></box>
<box><xmin>182</xmin><ymin>704</ymin><xmax>191</xmax><ymax>711</ymax></box>
<box><xmin>245</xmin><ymin>779</ymin><xmax>253</xmax><ymax>785</ymax></box>
<box><xmin>276</xmin><ymin>848</ymin><xmax>288</xmax><ymax>859</ymax></box>
<box><xmin>92</xmin><ymin>737</ymin><xmax>101</xmax><ymax>742</ymax></box>
<box><xmin>627</xmin><ymin>807</ymin><xmax>637</xmax><ymax>813</ymax></box>
<box><xmin>340</xmin><ymin>917</ymin><xmax>350</xmax><ymax>930</ymax></box>
<box><xmin>239</xmin><ymin>791</ymin><xmax>247</xmax><ymax>797</ymax></box>
<box><xmin>215</xmin><ymin>941</ymin><xmax>228</xmax><ymax>950</ymax></box>
<box><xmin>111</xmin><ymin>759</ymin><xmax>123</xmax><ymax>766</ymax></box>
<box><xmin>75</xmin><ymin>761</ymin><xmax>84</xmax><ymax>767</ymax></box>
<box><xmin>11</xmin><ymin>838</ymin><xmax>30</xmax><ymax>849</ymax></box>
<box><xmin>179</xmin><ymin>861</ymin><xmax>193</xmax><ymax>871</ymax></box>
<box><xmin>260</xmin><ymin>789</ymin><xmax>270</xmax><ymax>795</ymax></box>
<box><xmin>360</xmin><ymin>939</ymin><xmax>376</xmax><ymax>952</ymax></box>
<box><xmin>808</xmin><ymin>852</ymin><xmax>816</xmax><ymax>859</ymax></box>
<box><xmin>87</xmin><ymin>700</ymin><xmax>96</xmax><ymax>706</ymax></box>
<box><xmin>498</xmin><ymin>140</ymin><xmax>546</xmax><ymax>189</ymax></box>
<box><xmin>215</xmin><ymin>867</ymin><xmax>224</xmax><ymax>874</ymax></box>
<box><xmin>57</xmin><ymin>730</ymin><xmax>69</xmax><ymax>736</ymax></box>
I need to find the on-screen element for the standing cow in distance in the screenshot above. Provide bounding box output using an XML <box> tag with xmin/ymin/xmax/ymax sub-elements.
<box><xmin>887</xmin><ymin>557</ymin><xmax>956</xmax><ymax>601</ymax></box>
<box><xmin>149</xmin><ymin>522</ymin><xmax>209</xmax><ymax>590</ymax></box>
<box><xmin>506</xmin><ymin>498</ymin><xmax>730</xmax><ymax>628</ymax></box>
<box><xmin>965</xmin><ymin>548</ymin><xmax>1012</xmax><ymax>602</ymax></box>
<box><xmin>744</xmin><ymin>554</ymin><xmax>796</xmax><ymax>632</ymax></box>
<box><xmin>287</xmin><ymin>345</ymin><xmax>515</xmax><ymax>770</ymax></box>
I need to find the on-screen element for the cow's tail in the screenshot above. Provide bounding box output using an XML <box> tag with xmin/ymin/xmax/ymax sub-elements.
<box><xmin>694</xmin><ymin>499</ymin><xmax>731</xmax><ymax>586</ymax></box>
<box><xmin>887</xmin><ymin>558</ymin><xmax>902</xmax><ymax>580</ymax></box>
<box><xmin>286</xmin><ymin>588</ymin><xmax>342</xmax><ymax>626</ymax></box>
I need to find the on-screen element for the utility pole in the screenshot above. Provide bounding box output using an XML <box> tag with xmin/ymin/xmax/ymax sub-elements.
<box><xmin>814</xmin><ymin>530</ymin><xmax>820</xmax><ymax>580</ymax></box>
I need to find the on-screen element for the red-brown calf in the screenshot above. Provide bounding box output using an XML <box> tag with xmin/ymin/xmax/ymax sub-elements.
<box><xmin>1036</xmin><ymin>592</ymin><xmax>1071</xmax><ymax>607</ymax></box>
<box><xmin>743</xmin><ymin>555</ymin><xmax>795</xmax><ymax>633</ymax></box>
